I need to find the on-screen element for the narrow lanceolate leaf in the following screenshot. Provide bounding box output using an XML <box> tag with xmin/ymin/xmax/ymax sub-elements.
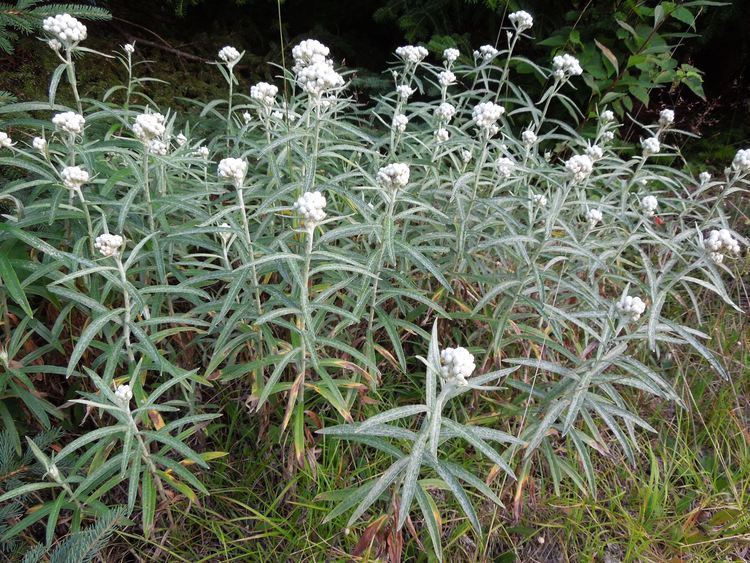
<box><xmin>397</xmin><ymin>433</ymin><xmax>427</xmax><ymax>529</ymax></box>
<box><xmin>415</xmin><ymin>484</ymin><xmax>442</xmax><ymax>561</ymax></box>
<box><xmin>432</xmin><ymin>457</ymin><xmax>482</xmax><ymax>536</ymax></box>
<box><xmin>141</xmin><ymin>469</ymin><xmax>156</xmax><ymax>537</ymax></box>
<box><xmin>55</xmin><ymin>424</ymin><xmax>128</xmax><ymax>463</ymax></box>
<box><xmin>524</xmin><ymin>400</ymin><xmax>567</xmax><ymax>458</ymax></box>
<box><xmin>322</xmin><ymin>481</ymin><xmax>376</xmax><ymax>524</ymax></box>
<box><xmin>66</xmin><ymin>308</ymin><xmax>125</xmax><ymax>378</ymax></box>
<box><xmin>356</xmin><ymin>405</ymin><xmax>428</xmax><ymax>433</ymax></box>
<box><xmin>442</xmin><ymin>419</ymin><xmax>516</xmax><ymax>480</ymax></box>
<box><xmin>0</xmin><ymin>254</ymin><xmax>33</xmax><ymax>317</ymax></box>
<box><xmin>346</xmin><ymin>456</ymin><xmax>409</xmax><ymax>529</ymax></box>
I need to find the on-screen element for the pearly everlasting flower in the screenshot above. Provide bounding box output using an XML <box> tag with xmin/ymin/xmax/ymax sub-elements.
<box><xmin>703</xmin><ymin>229</ymin><xmax>741</xmax><ymax>264</ymax></box>
<box><xmin>440</xmin><ymin>347</ymin><xmax>475</xmax><ymax>386</ymax></box>
<box><xmin>521</xmin><ymin>130</ymin><xmax>537</xmax><ymax>146</ymax></box>
<box><xmin>132</xmin><ymin>112</ymin><xmax>166</xmax><ymax>143</ymax></box>
<box><xmin>218</xmin><ymin>223</ymin><xmax>233</xmax><ymax>244</ymax></box>
<box><xmin>292</xmin><ymin>39</ymin><xmax>331</xmax><ymax>72</ymax></box>
<box><xmin>586</xmin><ymin>144</ymin><xmax>604</xmax><ymax>161</ymax></box>
<box><xmin>497</xmin><ymin>157</ymin><xmax>515</xmax><ymax>178</ymax></box>
<box><xmin>60</xmin><ymin>166</ymin><xmax>89</xmax><ymax>190</ymax></box>
<box><xmin>565</xmin><ymin>154</ymin><xmax>593</xmax><ymax>182</ymax></box>
<box><xmin>114</xmin><ymin>384</ymin><xmax>133</xmax><ymax>406</ymax></box>
<box><xmin>242</xmin><ymin>111</ymin><xmax>253</xmax><ymax>125</ymax></box>
<box><xmin>52</xmin><ymin>111</ymin><xmax>85</xmax><ymax>135</ymax></box>
<box><xmin>217</xmin><ymin>157</ymin><xmax>247</xmax><ymax>187</ymax></box>
<box><xmin>296</xmin><ymin>62</ymin><xmax>345</xmax><ymax>97</ymax></box>
<box><xmin>438</xmin><ymin>70</ymin><xmax>456</xmax><ymax>87</ymax></box>
<box><xmin>434</xmin><ymin>102</ymin><xmax>456</xmax><ymax>123</ymax></box>
<box><xmin>461</xmin><ymin>149</ymin><xmax>472</xmax><ymax>164</ymax></box>
<box><xmin>641</xmin><ymin>137</ymin><xmax>660</xmax><ymax>156</ymax></box>
<box><xmin>699</xmin><ymin>171</ymin><xmax>711</xmax><ymax>184</ymax></box>
<box><xmin>508</xmin><ymin>10</ymin><xmax>534</xmax><ymax>32</ymax></box>
<box><xmin>552</xmin><ymin>53</ymin><xmax>583</xmax><ymax>80</ymax></box>
<box><xmin>218</xmin><ymin>46</ymin><xmax>241</xmax><ymax>64</ymax></box>
<box><xmin>32</xmin><ymin>137</ymin><xmax>47</xmax><ymax>152</ymax></box>
<box><xmin>435</xmin><ymin>128</ymin><xmax>449</xmax><ymax>143</ymax></box>
<box><xmin>392</xmin><ymin>113</ymin><xmax>408</xmax><ymax>133</ymax></box>
<box><xmin>250</xmin><ymin>81</ymin><xmax>278</xmax><ymax>106</ymax></box>
<box><xmin>48</xmin><ymin>39</ymin><xmax>62</xmax><ymax>51</ymax></box>
<box><xmin>94</xmin><ymin>233</ymin><xmax>123</xmax><ymax>258</ymax></box>
<box><xmin>124</xmin><ymin>43</ymin><xmax>135</xmax><ymax>54</ymax></box>
<box><xmin>395</xmin><ymin>45</ymin><xmax>428</xmax><ymax>65</ymax></box>
<box><xmin>472</xmin><ymin>101</ymin><xmax>505</xmax><ymax>133</ymax></box>
<box><xmin>474</xmin><ymin>45</ymin><xmax>499</xmax><ymax>62</ymax></box>
<box><xmin>732</xmin><ymin>149</ymin><xmax>750</xmax><ymax>172</ymax></box>
<box><xmin>443</xmin><ymin>48</ymin><xmax>460</xmax><ymax>63</ymax></box>
<box><xmin>640</xmin><ymin>195</ymin><xmax>658</xmax><ymax>217</ymax></box>
<box><xmin>271</xmin><ymin>110</ymin><xmax>283</xmax><ymax>120</ymax></box>
<box><xmin>176</xmin><ymin>133</ymin><xmax>187</xmax><ymax>147</ymax></box>
<box><xmin>586</xmin><ymin>208</ymin><xmax>603</xmax><ymax>228</ymax></box>
<box><xmin>658</xmin><ymin>109</ymin><xmax>674</xmax><ymax>127</ymax></box>
<box><xmin>42</xmin><ymin>13</ymin><xmax>87</xmax><ymax>46</ymax></box>
<box><xmin>377</xmin><ymin>163</ymin><xmax>410</xmax><ymax>190</ymax></box>
<box><xmin>617</xmin><ymin>294</ymin><xmax>646</xmax><ymax>322</ymax></box>
<box><xmin>196</xmin><ymin>146</ymin><xmax>209</xmax><ymax>158</ymax></box>
<box><xmin>148</xmin><ymin>139</ymin><xmax>168</xmax><ymax>156</ymax></box>
<box><xmin>396</xmin><ymin>85</ymin><xmax>414</xmax><ymax>100</ymax></box>
<box><xmin>601</xmin><ymin>131</ymin><xmax>615</xmax><ymax>143</ymax></box>
<box><xmin>0</xmin><ymin>132</ymin><xmax>13</xmax><ymax>149</ymax></box>
<box><xmin>600</xmin><ymin>110</ymin><xmax>615</xmax><ymax>123</ymax></box>
<box><xmin>47</xmin><ymin>464</ymin><xmax>61</xmax><ymax>482</ymax></box>
<box><xmin>532</xmin><ymin>193</ymin><xmax>548</xmax><ymax>206</ymax></box>
<box><xmin>294</xmin><ymin>190</ymin><xmax>327</xmax><ymax>224</ymax></box>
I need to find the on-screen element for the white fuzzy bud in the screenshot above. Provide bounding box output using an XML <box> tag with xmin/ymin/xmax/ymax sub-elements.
<box><xmin>395</xmin><ymin>45</ymin><xmax>428</xmax><ymax>64</ymax></box>
<box><xmin>48</xmin><ymin>39</ymin><xmax>62</xmax><ymax>51</ymax></box>
<box><xmin>474</xmin><ymin>45</ymin><xmax>499</xmax><ymax>62</ymax></box>
<box><xmin>617</xmin><ymin>294</ymin><xmax>646</xmax><ymax>322</ymax></box>
<box><xmin>434</xmin><ymin>102</ymin><xmax>456</xmax><ymax>124</ymax></box>
<box><xmin>219</xmin><ymin>223</ymin><xmax>233</xmax><ymax>244</ymax></box>
<box><xmin>52</xmin><ymin>111</ymin><xmax>85</xmax><ymax>135</ymax></box>
<box><xmin>42</xmin><ymin>13</ymin><xmax>87</xmax><ymax>46</ymax></box>
<box><xmin>699</xmin><ymin>171</ymin><xmax>711</xmax><ymax>184</ymax></box>
<box><xmin>250</xmin><ymin>82</ymin><xmax>278</xmax><ymax>106</ymax></box>
<box><xmin>435</xmin><ymin>128</ymin><xmax>449</xmax><ymax>143</ymax></box>
<box><xmin>292</xmin><ymin>39</ymin><xmax>331</xmax><ymax>72</ymax></box>
<box><xmin>461</xmin><ymin>149</ymin><xmax>472</xmax><ymax>164</ymax></box>
<box><xmin>641</xmin><ymin>137</ymin><xmax>661</xmax><ymax>156</ymax></box>
<box><xmin>640</xmin><ymin>195</ymin><xmax>658</xmax><ymax>217</ymax></box>
<box><xmin>148</xmin><ymin>139</ymin><xmax>168</xmax><ymax>156</ymax></box>
<box><xmin>196</xmin><ymin>146</ymin><xmax>209</xmax><ymax>158</ymax></box>
<box><xmin>600</xmin><ymin>110</ymin><xmax>615</xmax><ymax>123</ymax></box>
<box><xmin>396</xmin><ymin>85</ymin><xmax>414</xmax><ymax>100</ymax></box>
<box><xmin>124</xmin><ymin>43</ymin><xmax>135</xmax><ymax>54</ymax></box>
<box><xmin>508</xmin><ymin>10</ymin><xmax>534</xmax><ymax>32</ymax></box>
<box><xmin>438</xmin><ymin>70</ymin><xmax>456</xmax><ymax>87</ymax></box>
<box><xmin>586</xmin><ymin>208</ymin><xmax>603</xmax><ymax>228</ymax></box>
<box><xmin>497</xmin><ymin>157</ymin><xmax>515</xmax><ymax>178</ymax></box>
<box><xmin>294</xmin><ymin>190</ymin><xmax>327</xmax><ymax>224</ymax></box>
<box><xmin>32</xmin><ymin>136</ymin><xmax>47</xmax><ymax>152</ymax></box>
<box><xmin>601</xmin><ymin>131</ymin><xmax>615</xmax><ymax>143</ymax></box>
<box><xmin>565</xmin><ymin>154</ymin><xmax>593</xmax><ymax>182</ymax></box>
<box><xmin>132</xmin><ymin>112</ymin><xmax>166</xmax><ymax>143</ymax></box>
<box><xmin>392</xmin><ymin>113</ymin><xmax>408</xmax><ymax>133</ymax></box>
<box><xmin>521</xmin><ymin>130</ymin><xmax>537</xmax><ymax>146</ymax></box>
<box><xmin>114</xmin><ymin>383</ymin><xmax>133</xmax><ymax>406</ymax></box>
<box><xmin>658</xmin><ymin>109</ymin><xmax>674</xmax><ymax>127</ymax></box>
<box><xmin>552</xmin><ymin>53</ymin><xmax>583</xmax><ymax>78</ymax></box>
<box><xmin>732</xmin><ymin>149</ymin><xmax>750</xmax><ymax>172</ymax></box>
<box><xmin>532</xmin><ymin>193</ymin><xmax>548</xmax><ymax>206</ymax></box>
<box><xmin>440</xmin><ymin>347</ymin><xmax>475</xmax><ymax>386</ymax></box>
<box><xmin>443</xmin><ymin>48</ymin><xmax>460</xmax><ymax>63</ymax></box>
<box><xmin>60</xmin><ymin>166</ymin><xmax>89</xmax><ymax>190</ymax></box>
<box><xmin>218</xmin><ymin>46</ymin><xmax>241</xmax><ymax>64</ymax></box>
<box><xmin>94</xmin><ymin>233</ymin><xmax>124</xmax><ymax>257</ymax></box>
<box><xmin>176</xmin><ymin>133</ymin><xmax>187</xmax><ymax>147</ymax></box>
<box><xmin>0</xmin><ymin>132</ymin><xmax>13</xmax><ymax>149</ymax></box>
<box><xmin>586</xmin><ymin>144</ymin><xmax>604</xmax><ymax>161</ymax></box>
<box><xmin>377</xmin><ymin>163</ymin><xmax>410</xmax><ymax>190</ymax></box>
<box><xmin>296</xmin><ymin>62</ymin><xmax>344</xmax><ymax>97</ymax></box>
<box><xmin>472</xmin><ymin>101</ymin><xmax>505</xmax><ymax>133</ymax></box>
<box><xmin>217</xmin><ymin>157</ymin><xmax>248</xmax><ymax>187</ymax></box>
<box><xmin>704</xmin><ymin>228</ymin><xmax>741</xmax><ymax>263</ymax></box>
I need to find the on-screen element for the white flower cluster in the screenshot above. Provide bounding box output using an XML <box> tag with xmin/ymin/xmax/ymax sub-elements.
<box><xmin>438</xmin><ymin>70</ymin><xmax>456</xmax><ymax>87</ymax></box>
<box><xmin>659</xmin><ymin>109</ymin><xmax>674</xmax><ymax>127</ymax></box>
<box><xmin>0</xmin><ymin>132</ymin><xmax>13</xmax><ymax>149</ymax></box>
<box><xmin>114</xmin><ymin>384</ymin><xmax>133</xmax><ymax>406</ymax></box>
<box><xmin>52</xmin><ymin>111</ymin><xmax>85</xmax><ymax>135</ymax></box>
<box><xmin>472</xmin><ymin>101</ymin><xmax>505</xmax><ymax>134</ymax></box>
<box><xmin>600</xmin><ymin>109</ymin><xmax>615</xmax><ymax>123</ymax></box>
<box><xmin>377</xmin><ymin>163</ymin><xmax>410</xmax><ymax>190</ymax></box>
<box><xmin>292</xmin><ymin>39</ymin><xmax>330</xmax><ymax>72</ymax></box>
<box><xmin>48</xmin><ymin>39</ymin><xmax>62</xmax><ymax>51</ymax></box>
<box><xmin>217</xmin><ymin>157</ymin><xmax>247</xmax><ymax>187</ymax></box>
<box><xmin>497</xmin><ymin>157</ymin><xmax>514</xmax><ymax>178</ymax></box>
<box><xmin>176</xmin><ymin>133</ymin><xmax>187</xmax><ymax>147</ymax></box>
<box><xmin>392</xmin><ymin>113</ymin><xmax>408</xmax><ymax>133</ymax></box>
<box><xmin>434</xmin><ymin>102</ymin><xmax>456</xmax><ymax>123</ymax></box>
<box><xmin>435</xmin><ymin>128</ymin><xmax>449</xmax><ymax>143</ymax></box>
<box><xmin>94</xmin><ymin>234</ymin><xmax>123</xmax><ymax>258</ymax></box>
<box><xmin>521</xmin><ymin>130</ymin><xmax>537</xmax><ymax>146</ymax></box>
<box><xmin>443</xmin><ymin>48</ymin><xmax>460</xmax><ymax>64</ymax></box>
<box><xmin>474</xmin><ymin>45</ymin><xmax>499</xmax><ymax>62</ymax></box>
<box><xmin>601</xmin><ymin>131</ymin><xmax>615</xmax><ymax>143</ymax></box>
<box><xmin>699</xmin><ymin>171</ymin><xmax>711</xmax><ymax>184</ymax></box>
<box><xmin>395</xmin><ymin>45</ymin><xmax>428</xmax><ymax>65</ymax></box>
<box><xmin>132</xmin><ymin>112</ymin><xmax>166</xmax><ymax>143</ymax></box>
<box><xmin>294</xmin><ymin>191</ymin><xmax>327</xmax><ymax>224</ymax></box>
<box><xmin>60</xmin><ymin>166</ymin><xmax>89</xmax><ymax>190</ymax></box>
<box><xmin>641</xmin><ymin>137</ymin><xmax>661</xmax><ymax>156</ymax></box>
<box><xmin>586</xmin><ymin>144</ymin><xmax>604</xmax><ymax>161</ymax></box>
<box><xmin>42</xmin><ymin>13</ymin><xmax>87</xmax><ymax>46</ymax></box>
<box><xmin>704</xmin><ymin>229</ymin><xmax>741</xmax><ymax>264</ymax></box>
<box><xmin>552</xmin><ymin>53</ymin><xmax>583</xmax><ymax>80</ymax></box>
<box><xmin>124</xmin><ymin>43</ymin><xmax>135</xmax><ymax>54</ymax></box>
<box><xmin>565</xmin><ymin>154</ymin><xmax>593</xmax><ymax>182</ymax></box>
<box><xmin>440</xmin><ymin>347</ymin><xmax>476</xmax><ymax>386</ymax></box>
<box><xmin>218</xmin><ymin>46</ymin><xmax>241</xmax><ymax>64</ymax></box>
<box><xmin>532</xmin><ymin>193</ymin><xmax>548</xmax><ymax>206</ymax></box>
<box><xmin>250</xmin><ymin>82</ymin><xmax>278</xmax><ymax>106</ymax></box>
<box><xmin>148</xmin><ymin>139</ymin><xmax>168</xmax><ymax>156</ymax></box>
<box><xmin>296</xmin><ymin>61</ymin><xmax>344</xmax><ymax>97</ymax></box>
<box><xmin>396</xmin><ymin>85</ymin><xmax>414</xmax><ymax>100</ymax></box>
<box><xmin>640</xmin><ymin>195</ymin><xmax>658</xmax><ymax>217</ymax></box>
<box><xmin>732</xmin><ymin>149</ymin><xmax>750</xmax><ymax>172</ymax></box>
<box><xmin>196</xmin><ymin>146</ymin><xmax>209</xmax><ymax>159</ymax></box>
<box><xmin>461</xmin><ymin>149</ymin><xmax>472</xmax><ymax>164</ymax></box>
<box><xmin>617</xmin><ymin>294</ymin><xmax>646</xmax><ymax>322</ymax></box>
<box><xmin>586</xmin><ymin>208</ymin><xmax>603</xmax><ymax>228</ymax></box>
<box><xmin>508</xmin><ymin>10</ymin><xmax>534</xmax><ymax>32</ymax></box>
<box><xmin>32</xmin><ymin>137</ymin><xmax>47</xmax><ymax>152</ymax></box>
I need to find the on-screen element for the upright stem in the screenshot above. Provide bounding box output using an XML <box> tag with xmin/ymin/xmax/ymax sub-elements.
<box><xmin>74</xmin><ymin>188</ymin><xmax>96</xmax><ymax>256</ymax></box>
<box><xmin>226</xmin><ymin>72</ymin><xmax>234</xmax><ymax>141</ymax></box>
<box><xmin>65</xmin><ymin>49</ymin><xmax>83</xmax><ymax>115</ymax></box>
<box><xmin>142</xmin><ymin>152</ymin><xmax>156</xmax><ymax>232</ymax></box>
<box><xmin>456</xmin><ymin>140</ymin><xmax>489</xmax><ymax>271</ymax></box>
<box><xmin>235</xmin><ymin>186</ymin><xmax>263</xmax><ymax>316</ymax></box>
<box><xmin>297</xmin><ymin>227</ymin><xmax>315</xmax><ymax>411</ymax></box>
<box><xmin>367</xmin><ymin>194</ymin><xmax>397</xmax><ymax>332</ymax></box>
<box><xmin>115</xmin><ymin>256</ymin><xmax>136</xmax><ymax>364</ymax></box>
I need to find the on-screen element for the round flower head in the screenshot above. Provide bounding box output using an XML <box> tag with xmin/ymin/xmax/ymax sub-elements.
<box><xmin>586</xmin><ymin>208</ymin><xmax>603</xmax><ymax>228</ymax></box>
<box><xmin>699</xmin><ymin>171</ymin><xmax>711</xmax><ymax>184</ymax></box>
<box><xmin>472</xmin><ymin>101</ymin><xmax>505</xmax><ymax>133</ymax></box>
<box><xmin>565</xmin><ymin>154</ymin><xmax>593</xmax><ymax>182</ymax></box>
<box><xmin>148</xmin><ymin>139</ymin><xmax>168</xmax><ymax>156</ymax></box>
<box><xmin>497</xmin><ymin>157</ymin><xmax>515</xmax><ymax>178</ymax></box>
<box><xmin>176</xmin><ymin>133</ymin><xmax>187</xmax><ymax>147</ymax></box>
<box><xmin>132</xmin><ymin>112</ymin><xmax>166</xmax><ymax>143</ymax></box>
<box><xmin>52</xmin><ymin>111</ymin><xmax>85</xmax><ymax>135</ymax></box>
<box><xmin>704</xmin><ymin>228</ymin><xmax>741</xmax><ymax>264</ymax></box>
<box><xmin>48</xmin><ymin>39</ymin><xmax>62</xmax><ymax>51</ymax></box>
<box><xmin>32</xmin><ymin>137</ymin><xmax>47</xmax><ymax>152</ymax></box>
<box><xmin>294</xmin><ymin>191</ymin><xmax>327</xmax><ymax>225</ymax></box>
<box><xmin>242</xmin><ymin>111</ymin><xmax>253</xmax><ymax>125</ymax></box>
<box><xmin>434</xmin><ymin>102</ymin><xmax>456</xmax><ymax>124</ymax></box>
<box><xmin>396</xmin><ymin>85</ymin><xmax>414</xmax><ymax>100</ymax></box>
<box><xmin>250</xmin><ymin>82</ymin><xmax>278</xmax><ymax>106</ymax></box>
<box><xmin>552</xmin><ymin>53</ymin><xmax>583</xmax><ymax>80</ymax></box>
<box><xmin>601</xmin><ymin>131</ymin><xmax>615</xmax><ymax>143</ymax></box>
<box><xmin>435</xmin><ymin>128</ymin><xmax>449</xmax><ymax>143</ymax></box>
<box><xmin>296</xmin><ymin>62</ymin><xmax>344</xmax><ymax>97</ymax></box>
<box><xmin>600</xmin><ymin>109</ymin><xmax>615</xmax><ymax>123</ymax></box>
<box><xmin>196</xmin><ymin>146</ymin><xmax>209</xmax><ymax>159</ymax></box>
<box><xmin>508</xmin><ymin>10</ymin><xmax>534</xmax><ymax>32</ymax></box>
<box><xmin>532</xmin><ymin>193</ymin><xmax>548</xmax><ymax>207</ymax></box>
<box><xmin>395</xmin><ymin>45</ymin><xmax>428</xmax><ymax>65</ymax></box>
<box><xmin>114</xmin><ymin>383</ymin><xmax>133</xmax><ymax>406</ymax></box>
<box><xmin>0</xmin><ymin>132</ymin><xmax>14</xmax><ymax>149</ymax></box>
<box><xmin>217</xmin><ymin>157</ymin><xmax>248</xmax><ymax>187</ymax></box>
<box><xmin>218</xmin><ymin>46</ymin><xmax>241</xmax><ymax>64</ymax></box>
<box><xmin>440</xmin><ymin>347</ymin><xmax>475</xmax><ymax>386</ymax></box>
<box><xmin>377</xmin><ymin>163</ymin><xmax>410</xmax><ymax>190</ymax></box>
<box><xmin>641</xmin><ymin>137</ymin><xmax>661</xmax><ymax>156</ymax></box>
<box><xmin>392</xmin><ymin>113</ymin><xmax>408</xmax><ymax>133</ymax></box>
<box><xmin>94</xmin><ymin>233</ymin><xmax>124</xmax><ymax>258</ymax></box>
<box><xmin>732</xmin><ymin>149</ymin><xmax>750</xmax><ymax>172</ymax></box>
<box><xmin>521</xmin><ymin>130</ymin><xmax>537</xmax><ymax>146</ymax></box>
<box><xmin>617</xmin><ymin>294</ymin><xmax>646</xmax><ymax>322</ymax></box>
<box><xmin>658</xmin><ymin>109</ymin><xmax>674</xmax><ymax>127</ymax></box>
<box><xmin>60</xmin><ymin>166</ymin><xmax>89</xmax><ymax>190</ymax></box>
<box><xmin>586</xmin><ymin>144</ymin><xmax>604</xmax><ymax>161</ymax></box>
<box><xmin>443</xmin><ymin>47</ymin><xmax>460</xmax><ymax>64</ymax></box>
<box><xmin>124</xmin><ymin>43</ymin><xmax>135</xmax><ymax>54</ymax></box>
<box><xmin>640</xmin><ymin>194</ymin><xmax>658</xmax><ymax>217</ymax></box>
<box><xmin>474</xmin><ymin>45</ymin><xmax>499</xmax><ymax>62</ymax></box>
<box><xmin>42</xmin><ymin>13</ymin><xmax>87</xmax><ymax>46</ymax></box>
<box><xmin>461</xmin><ymin>149</ymin><xmax>472</xmax><ymax>164</ymax></box>
<box><xmin>292</xmin><ymin>39</ymin><xmax>331</xmax><ymax>72</ymax></box>
<box><xmin>438</xmin><ymin>70</ymin><xmax>456</xmax><ymax>87</ymax></box>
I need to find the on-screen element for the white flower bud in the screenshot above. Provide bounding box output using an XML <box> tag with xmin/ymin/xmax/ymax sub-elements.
<box><xmin>217</xmin><ymin>157</ymin><xmax>248</xmax><ymax>187</ymax></box>
<box><xmin>699</xmin><ymin>171</ymin><xmax>711</xmax><ymax>184</ymax></box>
<box><xmin>508</xmin><ymin>10</ymin><xmax>534</xmax><ymax>32</ymax></box>
<box><xmin>32</xmin><ymin>136</ymin><xmax>47</xmax><ymax>152</ymax></box>
<box><xmin>552</xmin><ymin>53</ymin><xmax>583</xmax><ymax>78</ymax></box>
<box><xmin>292</xmin><ymin>39</ymin><xmax>331</xmax><ymax>72</ymax></box>
<box><xmin>395</xmin><ymin>45</ymin><xmax>428</xmax><ymax>65</ymax></box>
<box><xmin>586</xmin><ymin>144</ymin><xmax>604</xmax><ymax>161</ymax></box>
<box><xmin>440</xmin><ymin>347</ymin><xmax>475</xmax><ymax>386</ymax></box>
<box><xmin>704</xmin><ymin>228</ymin><xmax>741</xmax><ymax>263</ymax></box>
<box><xmin>641</xmin><ymin>137</ymin><xmax>661</xmax><ymax>156</ymax></box>
<box><xmin>434</xmin><ymin>102</ymin><xmax>456</xmax><ymax>124</ymax></box>
<box><xmin>472</xmin><ymin>101</ymin><xmax>505</xmax><ymax>133</ymax></box>
<box><xmin>521</xmin><ymin>130</ymin><xmax>537</xmax><ymax>146</ymax></box>
<box><xmin>148</xmin><ymin>139</ymin><xmax>168</xmax><ymax>156</ymax></box>
<box><xmin>176</xmin><ymin>133</ymin><xmax>187</xmax><ymax>147</ymax></box>
<box><xmin>435</xmin><ymin>128</ymin><xmax>449</xmax><ymax>143</ymax></box>
<box><xmin>250</xmin><ymin>82</ymin><xmax>278</xmax><ymax>106</ymax></box>
<box><xmin>438</xmin><ymin>70</ymin><xmax>456</xmax><ymax>87</ymax></box>
<box><xmin>196</xmin><ymin>146</ymin><xmax>209</xmax><ymax>158</ymax></box>
<box><xmin>474</xmin><ymin>45</ymin><xmax>499</xmax><ymax>62</ymax></box>
<box><xmin>42</xmin><ymin>13</ymin><xmax>87</xmax><ymax>46</ymax></box>
<box><xmin>565</xmin><ymin>154</ymin><xmax>594</xmax><ymax>182</ymax></box>
<box><xmin>658</xmin><ymin>109</ymin><xmax>674</xmax><ymax>127</ymax></box>
<box><xmin>52</xmin><ymin>111</ymin><xmax>85</xmax><ymax>135</ymax></box>
<box><xmin>461</xmin><ymin>149</ymin><xmax>472</xmax><ymax>164</ymax></box>
<box><xmin>497</xmin><ymin>157</ymin><xmax>515</xmax><ymax>178</ymax></box>
<box><xmin>396</xmin><ymin>85</ymin><xmax>414</xmax><ymax>100</ymax></box>
<box><xmin>124</xmin><ymin>43</ymin><xmax>135</xmax><ymax>54</ymax></box>
<box><xmin>640</xmin><ymin>195</ymin><xmax>658</xmax><ymax>217</ymax></box>
<box><xmin>218</xmin><ymin>46</ymin><xmax>241</xmax><ymax>64</ymax></box>
<box><xmin>377</xmin><ymin>163</ymin><xmax>410</xmax><ymax>190</ymax></box>
<box><xmin>0</xmin><ymin>132</ymin><xmax>14</xmax><ymax>149</ymax></box>
<box><xmin>586</xmin><ymin>208</ymin><xmax>603</xmax><ymax>228</ymax></box>
<box><xmin>218</xmin><ymin>222</ymin><xmax>233</xmax><ymax>244</ymax></box>
<box><xmin>94</xmin><ymin>233</ymin><xmax>124</xmax><ymax>257</ymax></box>
<box><xmin>296</xmin><ymin>62</ymin><xmax>345</xmax><ymax>97</ymax></box>
<box><xmin>617</xmin><ymin>294</ymin><xmax>646</xmax><ymax>322</ymax></box>
<box><xmin>443</xmin><ymin>48</ymin><xmax>460</xmax><ymax>63</ymax></box>
<box><xmin>48</xmin><ymin>39</ymin><xmax>62</xmax><ymax>51</ymax></box>
<box><xmin>60</xmin><ymin>166</ymin><xmax>89</xmax><ymax>190</ymax></box>
<box><xmin>600</xmin><ymin>110</ymin><xmax>615</xmax><ymax>123</ymax></box>
<box><xmin>132</xmin><ymin>112</ymin><xmax>166</xmax><ymax>143</ymax></box>
<box><xmin>392</xmin><ymin>113</ymin><xmax>408</xmax><ymax>133</ymax></box>
<box><xmin>732</xmin><ymin>149</ymin><xmax>750</xmax><ymax>172</ymax></box>
<box><xmin>294</xmin><ymin>190</ymin><xmax>327</xmax><ymax>224</ymax></box>
<box><xmin>532</xmin><ymin>193</ymin><xmax>548</xmax><ymax>206</ymax></box>
<box><xmin>114</xmin><ymin>383</ymin><xmax>133</xmax><ymax>406</ymax></box>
